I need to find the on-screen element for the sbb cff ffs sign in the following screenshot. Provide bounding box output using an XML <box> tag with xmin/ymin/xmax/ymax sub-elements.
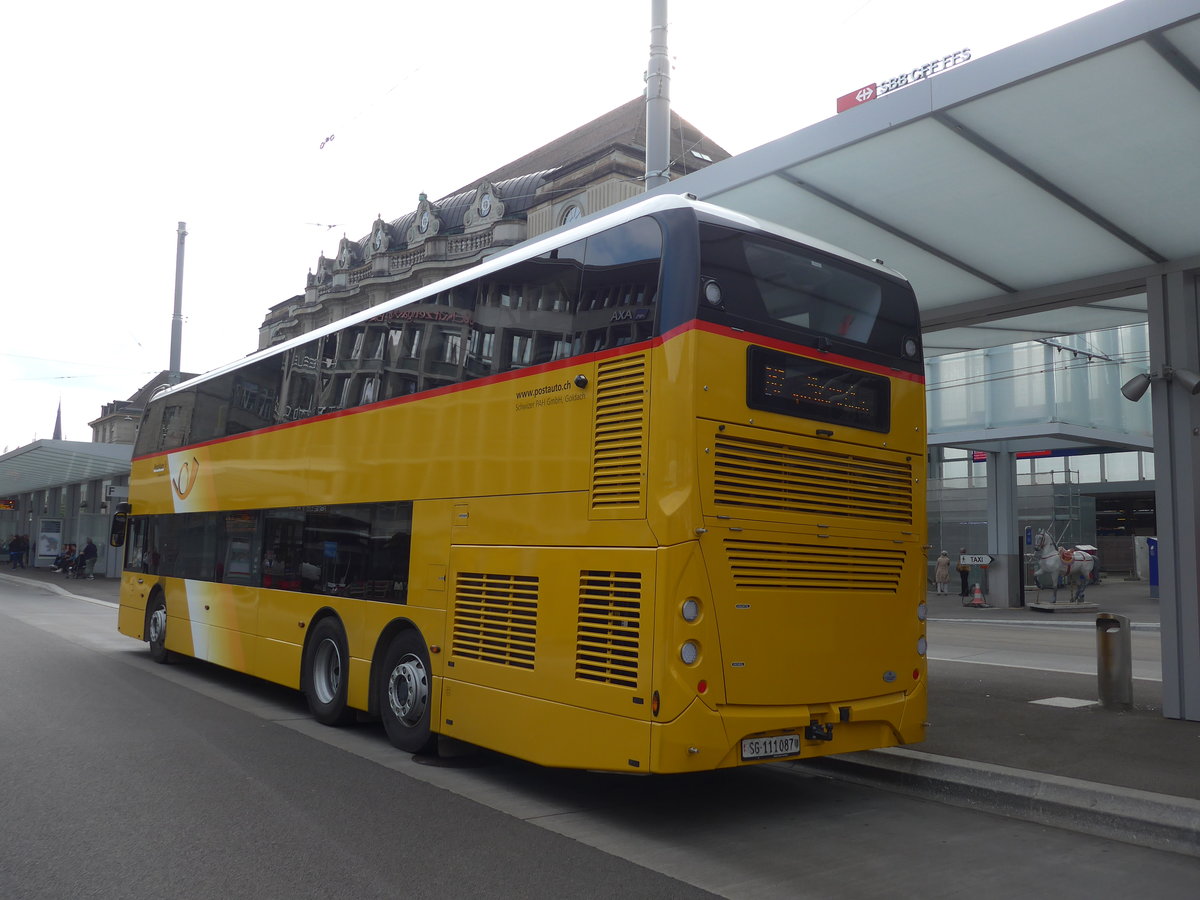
<box><xmin>837</xmin><ymin>48</ymin><xmax>971</xmax><ymax>113</ymax></box>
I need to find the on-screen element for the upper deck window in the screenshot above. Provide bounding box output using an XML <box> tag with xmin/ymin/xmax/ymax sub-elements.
<box><xmin>697</xmin><ymin>223</ymin><xmax>921</xmax><ymax>368</ymax></box>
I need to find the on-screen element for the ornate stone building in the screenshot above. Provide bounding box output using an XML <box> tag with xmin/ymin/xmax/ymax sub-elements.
<box><xmin>258</xmin><ymin>98</ymin><xmax>729</xmax><ymax>348</ymax></box>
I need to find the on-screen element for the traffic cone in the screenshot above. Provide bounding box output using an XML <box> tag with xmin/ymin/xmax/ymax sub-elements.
<box><xmin>969</xmin><ymin>583</ymin><xmax>988</xmax><ymax>608</ymax></box>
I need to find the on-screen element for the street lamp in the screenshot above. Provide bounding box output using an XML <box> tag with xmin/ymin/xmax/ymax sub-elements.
<box><xmin>1120</xmin><ymin>366</ymin><xmax>1200</xmax><ymax>402</ymax></box>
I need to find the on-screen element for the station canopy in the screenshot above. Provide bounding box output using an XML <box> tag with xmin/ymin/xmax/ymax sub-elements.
<box><xmin>0</xmin><ymin>441</ymin><xmax>132</xmax><ymax>498</ymax></box>
<box><xmin>669</xmin><ymin>0</ymin><xmax>1200</xmax><ymax>358</ymax></box>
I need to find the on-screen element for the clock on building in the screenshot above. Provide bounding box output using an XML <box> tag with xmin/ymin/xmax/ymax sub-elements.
<box><xmin>419</xmin><ymin>210</ymin><xmax>430</xmax><ymax>233</ymax></box>
<box><xmin>480</xmin><ymin>192</ymin><xmax>492</xmax><ymax>217</ymax></box>
<box><xmin>562</xmin><ymin>204</ymin><xmax>582</xmax><ymax>226</ymax></box>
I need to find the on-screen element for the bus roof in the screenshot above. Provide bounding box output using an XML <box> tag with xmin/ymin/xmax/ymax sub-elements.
<box><xmin>153</xmin><ymin>193</ymin><xmax>905</xmax><ymax>401</ymax></box>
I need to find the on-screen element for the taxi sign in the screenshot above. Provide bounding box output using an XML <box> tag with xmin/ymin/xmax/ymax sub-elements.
<box><xmin>960</xmin><ymin>554</ymin><xmax>994</xmax><ymax>566</ymax></box>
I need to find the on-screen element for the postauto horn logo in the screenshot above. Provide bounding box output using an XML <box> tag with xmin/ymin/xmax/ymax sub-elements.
<box><xmin>171</xmin><ymin>456</ymin><xmax>200</xmax><ymax>500</ymax></box>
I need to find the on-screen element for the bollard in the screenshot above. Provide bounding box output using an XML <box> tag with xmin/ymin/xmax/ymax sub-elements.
<box><xmin>1096</xmin><ymin>613</ymin><xmax>1132</xmax><ymax>710</ymax></box>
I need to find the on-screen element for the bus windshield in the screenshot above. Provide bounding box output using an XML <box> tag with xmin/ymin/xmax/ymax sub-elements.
<box><xmin>697</xmin><ymin>223</ymin><xmax>921</xmax><ymax>369</ymax></box>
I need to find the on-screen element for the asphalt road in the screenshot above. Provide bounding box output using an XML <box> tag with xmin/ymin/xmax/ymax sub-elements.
<box><xmin>2</xmin><ymin>583</ymin><xmax>1197</xmax><ymax>899</ymax></box>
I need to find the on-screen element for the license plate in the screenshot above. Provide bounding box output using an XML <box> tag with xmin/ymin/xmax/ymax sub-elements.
<box><xmin>741</xmin><ymin>733</ymin><xmax>801</xmax><ymax>761</ymax></box>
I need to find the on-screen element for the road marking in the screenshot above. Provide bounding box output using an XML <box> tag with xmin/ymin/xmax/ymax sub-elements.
<box><xmin>1030</xmin><ymin>697</ymin><xmax>1099</xmax><ymax>708</ymax></box>
<box><xmin>929</xmin><ymin>654</ymin><xmax>1162</xmax><ymax>682</ymax></box>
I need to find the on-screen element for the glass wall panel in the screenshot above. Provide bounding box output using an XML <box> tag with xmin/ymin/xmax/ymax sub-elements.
<box><xmin>1103</xmin><ymin>452</ymin><xmax>1141</xmax><ymax>482</ymax></box>
<box><xmin>927</xmin><ymin>322</ymin><xmax>1152</xmax><ymax>442</ymax></box>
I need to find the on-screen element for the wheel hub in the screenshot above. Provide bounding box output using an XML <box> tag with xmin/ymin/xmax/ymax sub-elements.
<box><xmin>149</xmin><ymin>606</ymin><xmax>166</xmax><ymax>643</ymax></box>
<box><xmin>388</xmin><ymin>654</ymin><xmax>428</xmax><ymax>726</ymax></box>
<box><xmin>313</xmin><ymin>638</ymin><xmax>342</xmax><ymax>705</ymax></box>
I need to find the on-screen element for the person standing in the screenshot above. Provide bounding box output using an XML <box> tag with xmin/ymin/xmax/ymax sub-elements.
<box><xmin>8</xmin><ymin>535</ymin><xmax>25</xmax><ymax>569</ymax></box>
<box><xmin>80</xmin><ymin>538</ymin><xmax>98</xmax><ymax>579</ymax></box>
<box><xmin>934</xmin><ymin>550</ymin><xmax>951</xmax><ymax>594</ymax></box>
<box><xmin>957</xmin><ymin>548</ymin><xmax>970</xmax><ymax>597</ymax></box>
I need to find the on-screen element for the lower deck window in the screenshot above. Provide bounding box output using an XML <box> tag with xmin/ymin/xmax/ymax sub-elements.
<box><xmin>124</xmin><ymin>501</ymin><xmax>413</xmax><ymax>603</ymax></box>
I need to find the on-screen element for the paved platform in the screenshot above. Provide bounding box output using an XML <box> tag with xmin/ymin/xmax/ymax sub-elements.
<box><xmin>2</xmin><ymin>566</ymin><xmax>1197</xmax><ymax>856</ymax></box>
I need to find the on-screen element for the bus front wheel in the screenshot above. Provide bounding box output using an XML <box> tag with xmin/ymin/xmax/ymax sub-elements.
<box><xmin>147</xmin><ymin>593</ymin><xmax>170</xmax><ymax>664</ymax></box>
<box><xmin>379</xmin><ymin>630</ymin><xmax>434</xmax><ymax>754</ymax></box>
<box><xmin>303</xmin><ymin>617</ymin><xmax>353</xmax><ymax>726</ymax></box>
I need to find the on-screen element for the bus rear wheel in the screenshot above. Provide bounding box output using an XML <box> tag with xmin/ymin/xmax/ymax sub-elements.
<box><xmin>147</xmin><ymin>593</ymin><xmax>170</xmax><ymax>664</ymax></box>
<box><xmin>380</xmin><ymin>631</ymin><xmax>434</xmax><ymax>754</ymax></box>
<box><xmin>304</xmin><ymin>617</ymin><xmax>353</xmax><ymax>726</ymax></box>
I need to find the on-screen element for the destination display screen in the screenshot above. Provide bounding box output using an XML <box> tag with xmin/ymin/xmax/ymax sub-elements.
<box><xmin>747</xmin><ymin>347</ymin><xmax>890</xmax><ymax>432</ymax></box>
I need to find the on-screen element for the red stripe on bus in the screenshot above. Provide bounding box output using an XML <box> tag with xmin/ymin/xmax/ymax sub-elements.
<box><xmin>133</xmin><ymin>319</ymin><xmax>921</xmax><ymax>460</ymax></box>
<box><xmin>664</xmin><ymin>320</ymin><xmax>925</xmax><ymax>382</ymax></box>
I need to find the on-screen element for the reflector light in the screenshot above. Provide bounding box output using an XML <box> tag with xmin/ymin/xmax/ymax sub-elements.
<box><xmin>697</xmin><ymin>680</ymin><xmax>708</xmax><ymax>694</ymax></box>
<box><xmin>680</xmin><ymin>641</ymin><xmax>699</xmax><ymax>665</ymax></box>
<box><xmin>913</xmin><ymin>668</ymin><xmax>920</xmax><ymax>680</ymax></box>
<box><xmin>917</xmin><ymin>636</ymin><xmax>928</xmax><ymax>656</ymax></box>
<box><xmin>682</xmin><ymin>598</ymin><xmax>700</xmax><ymax>622</ymax></box>
<box><xmin>917</xmin><ymin>602</ymin><xmax>927</xmax><ymax>621</ymax></box>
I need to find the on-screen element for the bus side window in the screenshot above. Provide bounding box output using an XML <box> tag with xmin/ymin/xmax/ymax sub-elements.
<box><xmin>262</xmin><ymin>511</ymin><xmax>304</xmax><ymax>592</ymax></box>
<box><xmin>124</xmin><ymin>516</ymin><xmax>146</xmax><ymax>572</ymax></box>
<box><xmin>369</xmin><ymin>501</ymin><xmax>413</xmax><ymax>604</ymax></box>
<box><xmin>573</xmin><ymin>218</ymin><xmax>662</xmax><ymax>354</ymax></box>
<box><xmin>219</xmin><ymin>511</ymin><xmax>262</xmax><ymax>587</ymax></box>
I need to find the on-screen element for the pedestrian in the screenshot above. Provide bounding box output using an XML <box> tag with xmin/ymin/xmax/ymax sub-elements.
<box><xmin>80</xmin><ymin>538</ymin><xmax>98</xmax><ymax>579</ymax></box>
<box><xmin>934</xmin><ymin>550</ymin><xmax>951</xmax><ymax>594</ymax></box>
<box><xmin>7</xmin><ymin>535</ymin><xmax>23</xmax><ymax>569</ymax></box>
<box><xmin>957</xmin><ymin>548</ymin><xmax>970</xmax><ymax>597</ymax></box>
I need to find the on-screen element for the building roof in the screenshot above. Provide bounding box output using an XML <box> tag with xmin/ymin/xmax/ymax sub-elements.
<box><xmin>450</xmin><ymin>96</ymin><xmax>731</xmax><ymax>195</ymax></box>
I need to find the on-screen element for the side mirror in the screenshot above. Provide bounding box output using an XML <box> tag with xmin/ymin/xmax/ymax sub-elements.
<box><xmin>109</xmin><ymin>511</ymin><xmax>129</xmax><ymax>549</ymax></box>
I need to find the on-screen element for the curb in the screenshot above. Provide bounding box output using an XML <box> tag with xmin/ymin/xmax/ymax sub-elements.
<box><xmin>787</xmin><ymin>747</ymin><xmax>1200</xmax><ymax>858</ymax></box>
<box><xmin>0</xmin><ymin>572</ymin><xmax>118</xmax><ymax>608</ymax></box>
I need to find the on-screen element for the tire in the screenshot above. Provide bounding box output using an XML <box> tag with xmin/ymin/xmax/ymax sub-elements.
<box><xmin>303</xmin><ymin>617</ymin><xmax>353</xmax><ymax>726</ymax></box>
<box><xmin>146</xmin><ymin>592</ymin><xmax>170</xmax><ymax>664</ymax></box>
<box><xmin>379</xmin><ymin>630</ymin><xmax>435</xmax><ymax>754</ymax></box>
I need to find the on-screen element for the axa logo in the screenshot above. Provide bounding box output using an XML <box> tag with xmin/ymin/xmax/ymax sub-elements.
<box><xmin>171</xmin><ymin>456</ymin><xmax>200</xmax><ymax>500</ymax></box>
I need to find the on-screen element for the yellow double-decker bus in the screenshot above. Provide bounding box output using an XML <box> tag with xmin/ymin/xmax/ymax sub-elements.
<box><xmin>112</xmin><ymin>194</ymin><xmax>927</xmax><ymax>773</ymax></box>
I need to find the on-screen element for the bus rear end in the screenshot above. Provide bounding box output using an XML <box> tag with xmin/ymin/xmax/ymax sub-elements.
<box><xmin>645</xmin><ymin>211</ymin><xmax>927</xmax><ymax>771</ymax></box>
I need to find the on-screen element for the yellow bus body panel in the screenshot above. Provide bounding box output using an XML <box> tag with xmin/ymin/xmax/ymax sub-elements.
<box><xmin>117</xmin><ymin>323</ymin><xmax>927</xmax><ymax>773</ymax></box>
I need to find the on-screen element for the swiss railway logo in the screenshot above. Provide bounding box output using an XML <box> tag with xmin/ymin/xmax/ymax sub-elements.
<box><xmin>171</xmin><ymin>456</ymin><xmax>200</xmax><ymax>500</ymax></box>
<box><xmin>837</xmin><ymin>84</ymin><xmax>877</xmax><ymax>113</ymax></box>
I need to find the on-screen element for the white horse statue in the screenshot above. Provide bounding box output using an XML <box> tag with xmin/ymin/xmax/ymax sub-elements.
<box><xmin>1032</xmin><ymin>529</ymin><xmax>1095</xmax><ymax>602</ymax></box>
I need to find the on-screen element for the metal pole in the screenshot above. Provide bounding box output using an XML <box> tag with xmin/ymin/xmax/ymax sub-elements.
<box><xmin>645</xmin><ymin>0</ymin><xmax>671</xmax><ymax>191</ymax></box>
<box><xmin>170</xmin><ymin>221</ymin><xmax>187</xmax><ymax>383</ymax></box>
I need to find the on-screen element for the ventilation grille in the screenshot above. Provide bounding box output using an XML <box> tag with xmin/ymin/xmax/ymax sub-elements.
<box><xmin>591</xmin><ymin>355</ymin><xmax>648</xmax><ymax>511</ymax></box>
<box><xmin>713</xmin><ymin>434</ymin><xmax>913</xmax><ymax>524</ymax></box>
<box><xmin>452</xmin><ymin>573</ymin><xmax>538</xmax><ymax>669</ymax></box>
<box><xmin>575</xmin><ymin>570</ymin><xmax>642</xmax><ymax>688</ymax></box>
<box><xmin>726</xmin><ymin>539</ymin><xmax>906</xmax><ymax>593</ymax></box>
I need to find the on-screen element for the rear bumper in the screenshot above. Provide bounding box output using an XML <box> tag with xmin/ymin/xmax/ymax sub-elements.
<box><xmin>649</xmin><ymin>679</ymin><xmax>927</xmax><ymax>773</ymax></box>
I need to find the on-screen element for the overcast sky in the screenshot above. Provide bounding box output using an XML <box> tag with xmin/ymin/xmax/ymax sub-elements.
<box><xmin>1</xmin><ymin>0</ymin><xmax>1118</xmax><ymax>451</ymax></box>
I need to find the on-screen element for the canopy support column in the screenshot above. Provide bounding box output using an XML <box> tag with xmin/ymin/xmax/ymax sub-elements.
<box><xmin>985</xmin><ymin>450</ymin><xmax>1021</xmax><ymax>608</ymax></box>
<box><xmin>1148</xmin><ymin>269</ymin><xmax>1200</xmax><ymax>721</ymax></box>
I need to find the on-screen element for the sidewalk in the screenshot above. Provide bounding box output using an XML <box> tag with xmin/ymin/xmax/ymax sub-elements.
<box><xmin>1</xmin><ymin>563</ymin><xmax>123</xmax><ymax>606</ymax></box>
<box><xmin>3</xmin><ymin>565</ymin><xmax>1198</xmax><ymax>855</ymax></box>
<box><xmin>818</xmin><ymin>576</ymin><xmax>1200</xmax><ymax>857</ymax></box>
